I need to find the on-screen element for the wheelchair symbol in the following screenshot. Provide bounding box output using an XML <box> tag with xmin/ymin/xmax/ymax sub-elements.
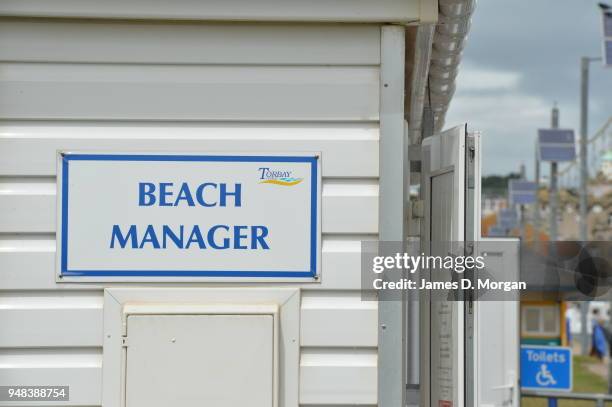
<box><xmin>535</xmin><ymin>364</ymin><xmax>557</xmax><ymax>386</ymax></box>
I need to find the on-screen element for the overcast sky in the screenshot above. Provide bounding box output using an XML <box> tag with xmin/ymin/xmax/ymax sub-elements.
<box><xmin>445</xmin><ymin>0</ymin><xmax>612</xmax><ymax>177</ymax></box>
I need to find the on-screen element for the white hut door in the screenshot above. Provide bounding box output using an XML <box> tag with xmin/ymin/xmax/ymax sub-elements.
<box><xmin>421</xmin><ymin>124</ymin><xmax>480</xmax><ymax>407</ymax></box>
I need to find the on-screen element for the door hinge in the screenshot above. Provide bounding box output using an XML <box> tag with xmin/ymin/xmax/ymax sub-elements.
<box><xmin>466</xmin><ymin>136</ymin><xmax>476</xmax><ymax>189</ymax></box>
<box><xmin>121</xmin><ymin>336</ymin><xmax>129</xmax><ymax>347</ymax></box>
<box><xmin>411</xmin><ymin>199</ymin><xmax>424</xmax><ymax>219</ymax></box>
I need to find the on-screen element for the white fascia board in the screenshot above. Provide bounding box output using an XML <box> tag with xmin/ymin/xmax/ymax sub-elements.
<box><xmin>0</xmin><ymin>0</ymin><xmax>435</xmax><ymax>23</ymax></box>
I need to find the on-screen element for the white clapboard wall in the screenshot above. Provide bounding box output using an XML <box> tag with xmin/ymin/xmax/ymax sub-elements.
<box><xmin>0</xmin><ymin>18</ymin><xmax>380</xmax><ymax>407</ymax></box>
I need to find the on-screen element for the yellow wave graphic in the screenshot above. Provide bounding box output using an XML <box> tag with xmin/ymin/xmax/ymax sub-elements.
<box><xmin>259</xmin><ymin>179</ymin><xmax>303</xmax><ymax>186</ymax></box>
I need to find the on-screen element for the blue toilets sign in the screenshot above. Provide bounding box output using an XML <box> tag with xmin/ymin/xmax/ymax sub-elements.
<box><xmin>521</xmin><ymin>346</ymin><xmax>572</xmax><ymax>391</ymax></box>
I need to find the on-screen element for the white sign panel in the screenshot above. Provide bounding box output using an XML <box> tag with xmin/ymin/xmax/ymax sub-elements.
<box><xmin>57</xmin><ymin>153</ymin><xmax>321</xmax><ymax>281</ymax></box>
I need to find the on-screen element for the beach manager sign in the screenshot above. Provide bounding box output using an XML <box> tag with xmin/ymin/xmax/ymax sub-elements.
<box><xmin>57</xmin><ymin>153</ymin><xmax>321</xmax><ymax>281</ymax></box>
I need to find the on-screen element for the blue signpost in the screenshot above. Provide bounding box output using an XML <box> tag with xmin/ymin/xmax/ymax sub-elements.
<box><xmin>487</xmin><ymin>225</ymin><xmax>507</xmax><ymax>237</ymax></box>
<box><xmin>537</xmin><ymin>127</ymin><xmax>575</xmax><ymax>243</ymax></box>
<box><xmin>521</xmin><ymin>346</ymin><xmax>572</xmax><ymax>392</ymax></box>
<box><xmin>537</xmin><ymin>129</ymin><xmax>576</xmax><ymax>162</ymax></box>
<box><xmin>509</xmin><ymin>179</ymin><xmax>537</xmax><ymax>206</ymax></box>
<box><xmin>498</xmin><ymin>208</ymin><xmax>518</xmax><ymax>230</ymax></box>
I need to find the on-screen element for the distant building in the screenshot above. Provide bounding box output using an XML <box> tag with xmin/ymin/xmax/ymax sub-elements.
<box><xmin>601</xmin><ymin>150</ymin><xmax>612</xmax><ymax>180</ymax></box>
<box><xmin>482</xmin><ymin>196</ymin><xmax>508</xmax><ymax>217</ymax></box>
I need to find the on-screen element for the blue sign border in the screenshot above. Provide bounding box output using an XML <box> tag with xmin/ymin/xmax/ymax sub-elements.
<box><xmin>59</xmin><ymin>153</ymin><xmax>319</xmax><ymax>278</ymax></box>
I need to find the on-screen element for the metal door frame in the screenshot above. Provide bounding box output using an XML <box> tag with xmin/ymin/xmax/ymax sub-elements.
<box><xmin>419</xmin><ymin>125</ymin><xmax>480</xmax><ymax>407</ymax></box>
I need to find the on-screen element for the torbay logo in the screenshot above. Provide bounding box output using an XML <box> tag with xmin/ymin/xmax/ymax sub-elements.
<box><xmin>258</xmin><ymin>167</ymin><xmax>303</xmax><ymax>186</ymax></box>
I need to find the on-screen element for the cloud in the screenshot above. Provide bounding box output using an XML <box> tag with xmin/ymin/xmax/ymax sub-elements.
<box><xmin>458</xmin><ymin>65</ymin><xmax>522</xmax><ymax>92</ymax></box>
<box><xmin>444</xmin><ymin>0</ymin><xmax>612</xmax><ymax>176</ymax></box>
<box><xmin>446</xmin><ymin>78</ymin><xmax>552</xmax><ymax>176</ymax></box>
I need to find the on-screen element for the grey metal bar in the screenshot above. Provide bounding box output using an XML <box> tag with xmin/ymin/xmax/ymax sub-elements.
<box><xmin>534</xmin><ymin>138</ymin><xmax>540</xmax><ymax>243</ymax></box>
<box><xmin>579</xmin><ymin>57</ymin><xmax>590</xmax><ymax>242</ymax></box>
<box><xmin>522</xmin><ymin>389</ymin><xmax>612</xmax><ymax>401</ymax></box>
<box><xmin>549</xmin><ymin>105</ymin><xmax>559</xmax><ymax>243</ymax></box>
<box><xmin>578</xmin><ymin>56</ymin><xmax>601</xmax><ymax>241</ymax></box>
<box><xmin>578</xmin><ymin>56</ymin><xmax>602</xmax><ymax>359</ymax></box>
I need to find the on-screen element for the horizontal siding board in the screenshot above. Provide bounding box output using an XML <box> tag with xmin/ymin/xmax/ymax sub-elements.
<box><xmin>0</xmin><ymin>350</ymin><xmax>376</xmax><ymax>406</ymax></box>
<box><xmin>301</xmin><ymin>292</ymin><xmax>377</xmax><ymax>347</ymax></box>
<box><xmin>0</xmin><ymin>349</ymin><xmax>101</xmax><ymax>406</ymax></box>
<box><xmin>0</xmin><ymin>237</ymin><xmax>368</xmax><ymax>290</ymax></box>
<box><xmin>0</xmin><ymin>292</ymin><xmax>103</xmax><ymax>348</ymax></box>
<box><xmin>0</xmin><ymin>308</ymin><xmax>102</xmax><ymax>348</ymax></box>
<box><xmin>0</xmin><ymin>126</ymin><xmax>379</xmax><ymax>178</ymax></box>
<box><xmin>300</xmin><ymin>366</ymin><xmax>377</xmax><ymax>405</ymax></box>
<box><xmin>300</xmin><ymin>350</ymin><xmax>377</xmax><ymax>405</ymax></box>
<box><xmin>0</xmin><ymin>0</ymin><xmax>420</xmax><ymax>22</ymax></box>
<box><xmin>323</xmin><ymin>195</ymin><xmax>378</xmax><ymax>234</ymax></box>
<box><xmin>0</xmin><ymin>366</ymin><xmax>100</xmax><ymax>406</ymax></box>
<box><xmin>321</xmin><ymin>245</ymin><xmax>368</xmax><ymax>289</ymax></box>
<box><xmin>0</xmin><ymin>64</ymin><xmax>379</xmax><ymax>121</ymax></box>
<box><xmin>0</xmin><ymin>20</ymin><xmax>380</xmax><ymax>65</ymax></box>
<box><xmin>0</xmin><ymin>290</ymin><xmax>376</xmax><ymax>348</ymax></box>
<box><xmin>324</xmin><ymin>195</ymin><xmax>377</xmax><ymax>234</ymax></box>
<box><xmin>0</xmin><ymin>194</ymin><xmax>54</xmax><ymax>234</ymax></box>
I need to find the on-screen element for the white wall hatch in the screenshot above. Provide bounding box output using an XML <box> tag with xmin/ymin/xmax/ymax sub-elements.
<box><xmin>101</xmin><ymin>289</ymin><xmax>300</xmax><ymax>407</ymax></box>
<box><xmin>125</xmin><ymin>313</ymin><xmax>275</xmax><ymax>407</ymax></box>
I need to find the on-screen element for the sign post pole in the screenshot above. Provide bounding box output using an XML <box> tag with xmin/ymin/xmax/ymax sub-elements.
<box><xmin>520</xmin><ymin>204</ymin><xmax>526</xmax><ymax>242</ymax></box>
<box><xmin>508</xmin><ymin>179</ymin><xmax>537</xmax><ymax>242</ymax></box>
<box><xmin>578</xmin><ymin>56</ymin><xmax>601</xmax><ymax>243</ymax></box>
<box><xmin>578</xmin><ymin>58</ymin><xmax>592</xmax><ymax>357</ymax></box>
<box><xmin>534</xmin><ymin>142</ymin><xmax>541</xmax><ymax>244</ymax></box>
<box><xmin>578</xmin><ymin>57</ymin><xmax>601</xmax><ymax>356</ymax></box>
<box><xmin>549</xmin><ymin>105</ymin><xmax>559</xmax><ymax>243</ymax></box>
<box><xmin>579</xmin><ymin>57</ymin><xmax>590</xmax><ymax>243</ymax></box>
